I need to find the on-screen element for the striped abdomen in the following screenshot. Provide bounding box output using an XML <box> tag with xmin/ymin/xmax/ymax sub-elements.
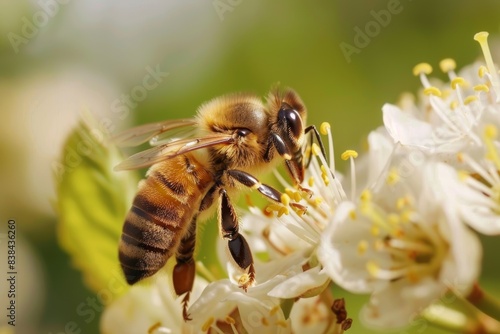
<box><xmin>119</xmin><ymin>154</ymin><xmax>213</xmax><ymax>284</ymax></box>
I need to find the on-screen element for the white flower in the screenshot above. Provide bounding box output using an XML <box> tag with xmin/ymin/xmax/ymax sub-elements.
<box><xmin>318</xmin><ymin>151</ymin><xmax>482</xmax><ymax>329</ymax></box>
<box><xmin>100</xmin><ymin>274</ymin><xmax>207</xmax><ymax>334</ymax></box>
<box><xmin>188</xmin><ymin>253</ymin><xmax>305</xmax><ymax>334</ymax></box>
<box><xmin>382</xmin><ymin>32</ymin><xmax>500</xmax><ymax>166</ymax></box>
<box><xmin>433</xmin><ymin>125</ymin><xmax>500</xmax><ymax>235</ymax></box>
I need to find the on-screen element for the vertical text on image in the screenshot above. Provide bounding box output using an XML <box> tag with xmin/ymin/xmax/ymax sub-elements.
<box><xmin>339</xmin><ymin>0</ymin><xmax>404</xmax><ymax>64</ymax></box>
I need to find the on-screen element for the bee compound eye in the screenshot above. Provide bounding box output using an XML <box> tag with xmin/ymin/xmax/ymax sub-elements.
<box><xmin>279</xmin><ymin>107</ymin><xmax>303</xmax><ymax>138</ymax></box>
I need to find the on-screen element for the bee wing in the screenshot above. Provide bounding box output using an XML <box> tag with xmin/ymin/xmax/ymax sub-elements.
<box><xmin>114</xmin><ymin>134</ymin><xmax>234</xmax><ymax>171</ymax></box>
<box><xmin>112</xmin><ymin>118</ymin><xmax>198</xmax><ymax>147</ymax></box>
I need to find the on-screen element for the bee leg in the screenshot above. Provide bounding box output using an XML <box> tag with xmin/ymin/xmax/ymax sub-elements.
<box><xmin>269</xmin><ymin>132</ymin><xmax>313</xmax><ymax>198</ymax></box>
<box><xmin>227</xmin><ymin>169</ymin><xmax>307</xmax><ymax>214</ymax></box>
<box><xmin>173</xmin><ymin>218</ymin><xmax>197</xmax><ymax>321</ymax></box>
<box><xmin>219</xmin><ymin>189</ymin><xmax>255</xmax><ymax>290</ymax></box>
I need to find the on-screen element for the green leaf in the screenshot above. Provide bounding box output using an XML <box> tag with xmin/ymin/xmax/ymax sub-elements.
<box><xmin>55</xmin><ymin>117</ymin><xmax>139</xmax><ymax>299</ymax></box>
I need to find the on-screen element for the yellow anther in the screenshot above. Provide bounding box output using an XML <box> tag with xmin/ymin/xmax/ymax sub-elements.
<box><xmin>423</xmin><ymin>86</ymin><xmax>442</xmax><ymax>97</ymax></box>
<box><xmin>464</xmin><ymin>95</ymin><xmax>478</xmax><ymax>105</ymax></box>
<box><xmin>276</xmin><ymin>320</ymin><xmax>288</xmax><ymax>328</ymax></box>
<box><xmin>396</xmin><ymin>197</ymin><xmax>409</xmax><ymax>209</ymax></box>
<box><xmin>457</xmin><ymin>170</ymin><xmax>470</xmax><ymax>181</ymax></box>
<box><xmin>386</xmin><ymin>168</ymin><xmax>400</xmax><ymax>185</ymax></box>
<box><xmin>341</xmin><ymin>149</ymin><xmax>358</xmax><ymax>160</ymax></box>
<box><xmin>308</xmin><ymin>176</ymin><xmax>314</xmax><ymax>187</ymax></box>
<box><xmin>357</xmin><ymin>240</ymin><xmax>369</xmax><ymax>255</ymax></box>
<box><xmin>280</xmin><ymin>193</ymin><xmax>291</xmax><ymax>206</ymax></box>
<box><xmin>485</xmin><ymin>124</ymin><xmax>497</xmax><ymax>139</ymax></box>
<box><xmin>388</xmin><ymin>213</ymin><xmax>400</xmax><ymax>225</ymax></box>
<box><xmin>474</xmin><ymin>31</ymin><xmax>500</xmax><ymax>101</ymax></box>
<box><xmin>202</xmin><ymin>317</ymin><xmax>215</xmax><ymax>331</ymax></box>
<box><xmin>400</xmin><ymin>210</ymin><xmax>413</xmax><ymax>223</ymax></box>
<box><xmin>413</xmin><ymin>63</ymin><xmax>433</xmax><ymax>76</ymax></box>
<box><xmin>270</xmin><ymin>305</ymin><xmax>280</xmax><ymax>316</ymax></box>
<box><xmin>225</xmin><ymin>316</ymin><xmax>236</xmax><ymax>324</ymax></box>
<box><xmin>278</xmin><ymin>206</ymin><xmax>289</xmax><ymax>217</ymax></box>
<box><xmin>311</xmin><ymin>143</ymin><xmax>321</xmax><ymax>156</ymax></box>
<box><xmin>474</xmin><ymin>84</ymin><xmax>490</xmax><ymax>93</ymax></box>
<box><xmin>370</xmin><ymin>225</ymin><xmax>380</xmax><ymax>236</ymax></box>
<box><xmin>349</xmin><ymin>210</ymin><xmax>356</xmax><ymax>220</ymax></box>
<box><xmin>366</xmin><ymin>261</ymin><xmax>380</xmax><ymax>276</ymax></box>
<box><xmin>314</xmin><ymin>197</ymin><xmax>323</xmax><ymax>207</ymax></box>
<box><xmin>451</xmin><ymin>77</ymin><xmax>466</xmax><ymax>89</ymax></box>
<box><xmin>285</xmin><ymin>188</ymin><xmax>302</xmax><ymax>202</ymax></box>
<box><xmin>262</xmin><ymin>317</ymin><xmax>270</xmax><ymax>326</ymax></box>
<box><xmin>320</xmin><ymin>122</ymin><xmax>331</xmax><ymax>135</ymax></box>
<box><xmin>360</xmin><ymin>189</ymin><xmax>372</xmax><ymax>202</ymax></box>
<box><xmin>450</xmin><ymin>101</ymin><xmax>458</xmax><ymax>110</ymax></box>
<box><xmin>478</xmin><ymin>65</ymin><xmax>488</xmax><ymax>78</ymax></box>
<box><xmin>320</xmin><ymin>165</ymin><xmax>330</xmax><ymax>185</ymax></box>
<box><xmin>439</xmin><ymin>58</ymin><xmax>457</xmax><ymax>73</ymax></box>
<box><xmin>238</xmin><ymin>273</ymin><xmax>251</xmax><ymax>286</ymax></box>
<box><xmin>148</xmin><ymin>322</ymin><xmax>162</xmax><ymax>334</ymax></box>
<box><xmin>264</xmin><ymin>204</ymin><xmax>280</xmax><ymax>214</ymax></box>
<box><xmin>291</xmin><ymin>205</ymin><xmax>306</xmax><ymax>216</ymax></box>
<box><xmin>304</xmin><ymin>146</ymin><xmax>312</xmax><ymax>159</ymax></box>
<box><xmin>457</xmin><ymin>152</ymin><xmax>464</xmax><ymax>163</ymax></box>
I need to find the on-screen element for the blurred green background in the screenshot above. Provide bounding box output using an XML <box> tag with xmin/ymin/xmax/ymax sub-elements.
<box><xmin>1</xmin><ymin>0</ymin><xmax>500</xmax><ymax>333</ymax></box>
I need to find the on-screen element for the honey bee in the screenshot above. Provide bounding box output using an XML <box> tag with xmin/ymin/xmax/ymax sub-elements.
<box><xmin>114</xmin><ymin>87</ymin><xmax>323</xmax><ymax>320</ymax></box>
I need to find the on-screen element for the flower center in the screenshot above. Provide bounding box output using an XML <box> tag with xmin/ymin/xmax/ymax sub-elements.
<box><xmin>357</xmin><ymin>190</ymin><xmax>448</xmax><ymax>283</ymax></box>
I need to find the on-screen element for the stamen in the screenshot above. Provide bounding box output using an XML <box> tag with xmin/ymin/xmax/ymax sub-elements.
<box><xmin>341</xmin><ymin>150</ymin><xmax>358</xmax><ymax>202</ymax></box>
<box><xmin>413</xmin><ymin>63</ymin><xmax>433</xmax><ymax>88</ymax></box>
<box><xmin>341</xmin><ymin>150</ymin><xmax>358</xmax><ymax>160</ymax></box>
<box><xmin>478</xmin><ymin>65</ymin><xmax>488</xmax><ymax>78</ymax></box>
<box><xmin>386</xmin><ymin>167</ymin><xmax>400</xmax><ymax>185</ymax></box>
<box><xmin>280</xmin><ymin>193</ymin><xmax>291</xmax><ymax>206</ymax></box>
<box><xmin>474</xmin><ymin>32</ymin><xmax>500</xmax><ymax>101</ymax></box>
<box><xmin>202</xmin><ymin>317</ymin><xmax>215</xmax><ymax>332</ymax></box>
<box><xmin>360</xmin><ymin>189</ymin><xmax>372</xmax><ymax>202</ymax></box>
<box><xmin>423</xmin><ymin>87</ymin><xmax>442</xmax><ymax>97</ymax></box>
<box><xmin>439</xmin><ymin>58</ymin><xmax>457</xmax><ymax>74</ymax></box>
<box><xmin>321</xmin><ymin>121</ymin><xmax>335</xmax><ymax>169</ymax></box>
<box><xmin>270</xmin><ymin>305</ymin><xmax>280</xmax><ymax>316</ymax></box>
<box><xmin>224</xmin><ymin>316</ymin><xmax>238</xmax><ymax>334</ymax></box>
<box><xmin>464</xmin><ymin>95</ymin><xmax>478</xmax><ymax>105</ymax></box>
<box><xmin>276</xmin><ymin>320</ymin><xmax>288</xmax><ymax>328</ymax></box>
<box><xmin>451</xmin><ymin>77</ymin><xmax>466</xmax><ymax>89</ymax></box>
<box><xmin>320</xmin><ymin>122</ymin><xmax>330</xmax><ymax>135</ymax></box>
<box><xmin>474</xmin><ymin>84</ymin><xmax>490</xmax><ymax>93</ymax></box>
<box><xmin>148</xmin><ymin>322</ymin><xmax>163</xmax><ymax>334</ymax></box>
<box><xmin>483</xmin><ymin>124</ymin><xmax>500</xmax><ymax>170</ymax></box>
<box><xmin>320</xmin><ymin>165</ymin><xmax>330</xmax><ymax>185</ymax></box>
<box><xmin>387</xmin><ymin>238</ymin><xmax>434</xmax><ymax>254</ymax></box>
<box><xmin>366</xmin><ymin>261</ymin><xmax>409</xmax><ymax>280</ymax></box>
<box><xmin>349</xmin><ymin>210</ymin><xmax>356</xmax><ymax>220</ymax></box>
<box><xmin>357</xmin><ymin>240</ymin><xmax>369</xmax><ymax>255</ymax></box>
<box><xmin>308</xmin><ymin>176</ymin><xmax>314</xmax><ymax>187</ymax></box>
<box><xmin>311</xmin><ymin>143</ymin><xmax>322</xmax><ymax>156</ymax></box>
<box><xmin>285</xmin><ymin>188</ymin><xmax>302</xmax><ymax>202</ymax></box>
<box><xmin>451</xmin><ymin>77</ymin><xmax>468</xmax><ymax>106</ymax></box>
